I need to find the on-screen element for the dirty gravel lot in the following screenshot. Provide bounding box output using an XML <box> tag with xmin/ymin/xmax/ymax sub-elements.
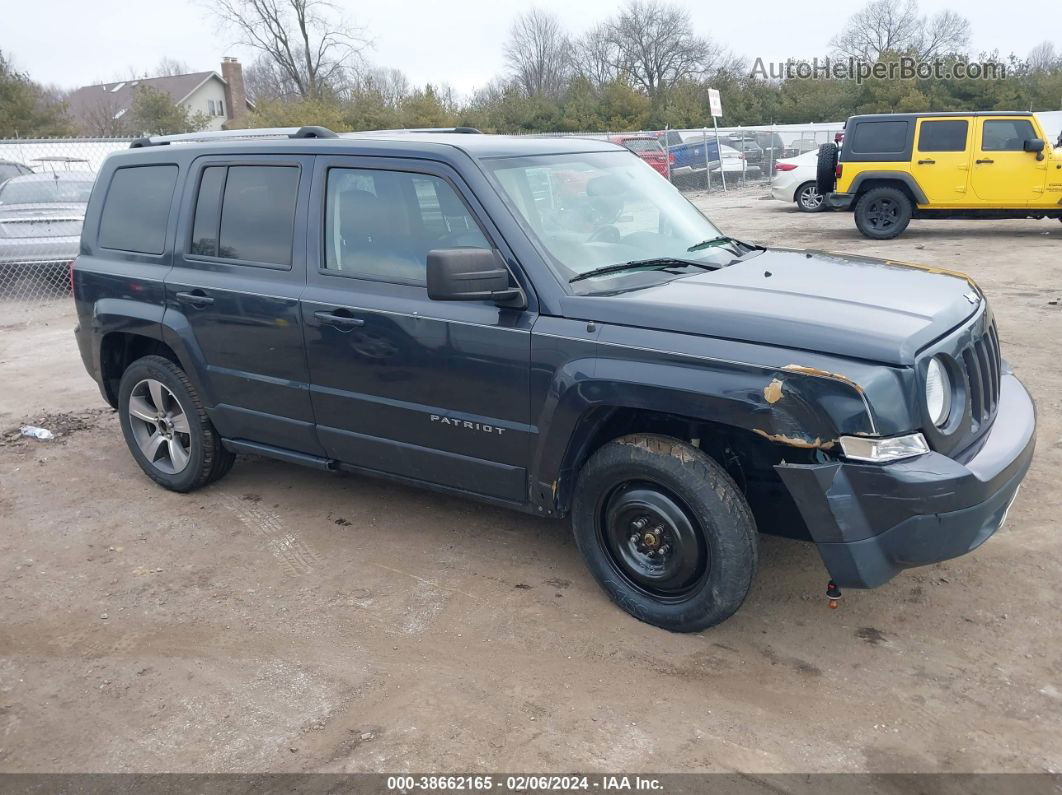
<box><xmin>1</xmin><ymin>188</ymin><xmax>1060</xmax><ymax>775</ymax></box>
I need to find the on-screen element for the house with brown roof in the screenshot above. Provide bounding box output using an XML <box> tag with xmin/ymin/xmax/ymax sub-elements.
<box><xmin>68</xmin><ymin>58</ymin><xmax>254</xmax><ymax>136</ymax></box>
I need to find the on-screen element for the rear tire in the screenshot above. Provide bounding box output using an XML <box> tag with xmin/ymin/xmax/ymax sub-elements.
<box><xmin>795</xmin><ymin>182</ymin><xmax>825</xmax><ymax>212</ymax></box>
<box><xmin>816</xmin><ymin>143</ymin><xmax>838</xmax><ymax>194</ymax></box>
<box><xmin>571</xmin><ymin>434</ymin><xmax>758</xmax><ymax>632</ymax></box>
<box><xmin>118</xmin><ymin>355</ymin><xmax>235</xmax><ymax>492</ymax></box>
<box><xmin>854</xmin><ymin>186</ymin><xmax>913</xmax><ymax>240</ymax></box>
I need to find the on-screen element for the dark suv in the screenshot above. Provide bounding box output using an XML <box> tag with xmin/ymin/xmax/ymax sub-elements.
<box><xmin>73</xmin><ymin>127</ymin><xmax>1036</xmax><ymax>632</ymax></box>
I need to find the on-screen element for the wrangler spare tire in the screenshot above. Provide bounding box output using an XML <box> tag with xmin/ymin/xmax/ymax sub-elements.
<box><xmin>817</xmin><ymin>143</ymin><xmax>838</xmax><ymax>195</ymax></box>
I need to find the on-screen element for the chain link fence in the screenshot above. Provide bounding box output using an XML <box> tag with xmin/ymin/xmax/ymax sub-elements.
<box><xmin>525</xmin><ymin>122</ymin><xmax>845</xmax><ymax>192</ymax></box>
<box><xmin>0</xmin><ymin>126</ymin><xmax>846</xmax><ymax>303</ymax></box>
<box><xmin>0</xmin><ymin>138</ymin><xmax>130</xmax><ymax>303</ymax></box>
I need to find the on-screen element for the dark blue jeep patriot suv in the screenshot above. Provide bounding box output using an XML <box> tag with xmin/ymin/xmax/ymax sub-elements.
<box><xmin>73</xmin><ymin>126</ymin><xmax>1036</xmax><ymax>631</ymax></box>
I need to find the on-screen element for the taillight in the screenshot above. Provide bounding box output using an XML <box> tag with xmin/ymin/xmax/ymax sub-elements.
<box><xmin>775</xmin><ymin>163</ymin><xmax>797</xmax><ymax>171</ymax></box>
<box><xmin>835</xmin><ymin>132</ymin><xmax>845</xmax><ymax>144</ymax></box>
<box><xmin>67</xmin><ymin>258</ymin><xmax>76</xmax><ymax>294</ymax></box>
<box><xmin>835</xmin><ymin>164</ymin><xmax>843</xmax><ymax>178</ymax></box>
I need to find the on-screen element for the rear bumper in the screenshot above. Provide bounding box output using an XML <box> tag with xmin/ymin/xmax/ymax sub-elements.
<box><xmin>825</xmin><ymin>192</ymin><xmax>854</xmax><ymax>209</ymax></box>
<box><xmin>770</xmin><ymin>182</ymin><xmax>796</xmax><ymax>203</ymax></box>
<box><xmin>776</xmin><ymin>372</ymin><xmax>1036</xmax><ymax>588</ymax></box>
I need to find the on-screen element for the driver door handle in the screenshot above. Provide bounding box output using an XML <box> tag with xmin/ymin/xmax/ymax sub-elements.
<box><xmin>976</xmin><ymin>159</ymin><xmax>994</xmax><ymax>165</ymax></box>
<box><xmin>917</xmin><ymin>159</ymin><xmax>935</xmax><ymax>165</ymax></box>
<box><xmin>175</xmin><ymin>290</ymin><xmax>214</xmax><ymax>308</ymax></box>
<box><xmin>314</xmin><ymin>310</ymin><xmax>365</xmax><ymax>329</ymax></box>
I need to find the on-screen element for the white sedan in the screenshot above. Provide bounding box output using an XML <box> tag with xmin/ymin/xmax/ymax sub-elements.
<box><xmin>769</xmin><ymin>150</ymin><xmax>823</xmax><ymax>212</ymax></box>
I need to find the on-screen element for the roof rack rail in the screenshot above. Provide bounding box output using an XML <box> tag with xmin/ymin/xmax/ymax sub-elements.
<box><xmin>129</xmin><ymin>125</ymin><xmax>339</xmax><ymax>148</ymax></box>
<box><xmin>361</xmin><ymin>127</ymin><xmax>483</xmax><ymax>135</ymax></box>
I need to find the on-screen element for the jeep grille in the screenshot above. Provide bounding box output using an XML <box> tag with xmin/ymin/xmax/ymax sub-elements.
<box><xmin>962</xmin><ymin>318</ymin><xmax>1001</xmax><ymax>431</ymax></box>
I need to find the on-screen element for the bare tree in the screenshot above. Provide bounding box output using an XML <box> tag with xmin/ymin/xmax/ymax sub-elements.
<box><xmin>351</xmin><ymin>66</ymin><xmax>410</xmax><ymax>106</ymax></box>
<box><xmin>1027</xmin><ymin>41</ymin><xmax>1058</xmax><ymax>72</ymax></box>
<box><xmin>603</xmin><ymin>1</ymin><xmax>719</xmax><ymax>96</ymax></box>
<box><xmin>74</xmin><ymin>92</ymin><xmax>130</xmax><ymax>137</ymax></box>
<box><xmin>209</xmin><ymin>0</ymin><xmax>368</xmax><ymax>98</ymax></box>
<box><xmin>155</xmin><ymin>57</ymin><xmax>192</xmax><ymax>77</ymax></box>
<box><xmin>831</xmin><ymin>0</ymin><xmax>970</xmax><ymax>61</ymax></box>
<box><xmin>503</xmin><ymin>9</ymin><xmax>571</xmax><ymax>99</ymax></box>
<box><xmin>572</xmin><ymin>24</ymin><xmax>626</xmax><ymax>88</ymax></box>
<box><xmin>243</xmin><ymin>55</ymin><xmax>302</xmax><ymax>101</ymax></box>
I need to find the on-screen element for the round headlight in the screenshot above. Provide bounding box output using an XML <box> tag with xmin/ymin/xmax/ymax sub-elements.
<box><xmin>925</xmin><ymin>356</ymin><xmax>951</xmax><ymax>427</ymax></box>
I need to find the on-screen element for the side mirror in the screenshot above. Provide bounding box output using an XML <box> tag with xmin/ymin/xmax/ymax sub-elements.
<box><xmin>426</xmin><ymin>248</ymin><xmax>524</xmax><ymax>307</ymax></box>
<box><xmin>1024</xmin><ymin>138</ymin><xmax>1046</xmax><ymax>160</ymax></box>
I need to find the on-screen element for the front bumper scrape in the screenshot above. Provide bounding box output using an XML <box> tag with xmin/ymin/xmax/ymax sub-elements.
<box><xmin>776</xmin><ymin>372</ymin><xmax>1036</xmax><ymax>588</ymax></box>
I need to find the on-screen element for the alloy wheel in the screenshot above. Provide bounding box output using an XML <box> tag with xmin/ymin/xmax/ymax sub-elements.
<box><xmin>798</xmin><ymin>185</ymin><xmax>823</xmax><ymax>210</ymax></box>
<box><xmin>127</xmin><ymin>378</ymin><xmax>192</xmax><ymax>474</ymax></box>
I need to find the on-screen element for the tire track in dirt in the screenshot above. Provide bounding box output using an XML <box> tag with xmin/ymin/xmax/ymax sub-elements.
<box><xmin>218</xmin><ymin>494</ymin><xmax>322</xmax><ymax>577</ymax></box>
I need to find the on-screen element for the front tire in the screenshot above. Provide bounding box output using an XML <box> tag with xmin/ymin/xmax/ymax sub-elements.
<box><xmin>571</xmin><ymin>434</ymin><xmax>758</xmax><ymax>632</ymax></box>
<box><xmin>854</xmin><ymin>186</ymin><xmax>913</xmax><ymax>239</ymax></box>
<box><xmin>118</xmin><ymin>355</ymin><xmax>235</xmax><ymax>492</ymax></box>
<box><xmin>795</xmin><ymin>182</ymin><xmax>824</xmax><ymax>212</ymax></box>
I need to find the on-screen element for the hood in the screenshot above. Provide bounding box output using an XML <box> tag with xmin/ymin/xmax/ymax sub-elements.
<box><xmin>559</xmin><ymin>248</ymin><xmax>981</xmax><ymax>365</ymax></box>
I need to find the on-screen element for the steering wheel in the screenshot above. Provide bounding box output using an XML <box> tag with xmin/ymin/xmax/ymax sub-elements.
<box><xmin>587</xmin><ymin>225</ymin><xmax>620</xmax><ymax>244</ymax></box>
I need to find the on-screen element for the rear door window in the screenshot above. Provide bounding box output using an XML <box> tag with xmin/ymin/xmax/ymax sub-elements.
<box><xmin>918</xmin><ymin>120</ymin><xmax>968</xmax><ymax>152</ymax></box>
<box><xmin>189</xmin><ymin>164</ymin><xmax>300</xmax><ymax>266</ymax></box>
<box><xmin>850</xmin><ymin>121</ymin><xmax>909</xmax><ymax>154</ymax></box>
<box><xmin>98</xmin><ymin>165</ymin><xmax>178</xmax><ymax>254</ymax></box>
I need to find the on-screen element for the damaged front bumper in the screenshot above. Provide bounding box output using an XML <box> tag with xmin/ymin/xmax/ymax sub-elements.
<box><xmin>776</xmin><ymin>372</ymin><xmax>1036</xmax><ymax>588</ymax></box>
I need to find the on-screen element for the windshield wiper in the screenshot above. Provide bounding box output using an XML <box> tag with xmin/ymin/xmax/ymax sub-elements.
<box><xmin>569</xmin><ymin>257</ymin><xmax>718</xmax><ymax>283</ymax></box>
<box><xmin>687</xmin><ymin>235</ymin><xmax>762</xmax><ymax>253</ymax></box>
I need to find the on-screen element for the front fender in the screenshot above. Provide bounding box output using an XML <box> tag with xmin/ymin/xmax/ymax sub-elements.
<box><xmin>529</xmin><ymin>325</ymin><xmax>882</xmax><ymax>513</ymax></box>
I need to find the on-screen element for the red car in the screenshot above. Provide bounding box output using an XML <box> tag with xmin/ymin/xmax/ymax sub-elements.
<box><xmin>609</xmin><ymin>135</ymin><xmax>673</xmax><ymax>177</ymax></box>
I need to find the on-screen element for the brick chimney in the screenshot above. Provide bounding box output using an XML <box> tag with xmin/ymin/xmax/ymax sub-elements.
<box><xmin>220</xmin><ymin>57</ymin><xmax>247</xmax><ymax>122</ymax></box>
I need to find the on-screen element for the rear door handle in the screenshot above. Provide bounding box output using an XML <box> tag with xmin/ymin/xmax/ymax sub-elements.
<box><xmin>976</xmin><ymin>159</ymin><xmax>994</xmax><ymax>165</ymax></box>
<box><xmin>917</xmin><ymin>159</ymin><xmax>935</xmax><ymax>165</ymax></box>
<box><xmin>314</xmin><ymin>310</ymin><xmax>365</xmax><ymax>330</ymax></box>
<box><xmin>175</xmin><ymin>290</ymin><xmax>214</xmax><ymax>308</ymax></box>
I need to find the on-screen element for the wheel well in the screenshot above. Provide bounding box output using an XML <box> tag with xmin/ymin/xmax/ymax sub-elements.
<box><xmin>98</xmin><ymin>333</ymin><xmax>179</xmax><ymax>407</ymax></box>
<box><xmin>559</xmin><ymin>407</ymin><xmax>817</xmax><ymax>539</ymax></box>
<box><xmin>854</xmin><ymin>178</ymin><xmax>917</xmax><ymax>205</ymax></box>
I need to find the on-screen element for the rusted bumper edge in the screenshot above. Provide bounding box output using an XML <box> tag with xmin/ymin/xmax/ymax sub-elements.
<box><xmin>775</xmin><ymin>372</ymin><xmax>1036</xmax><ymax>588</ymax></box>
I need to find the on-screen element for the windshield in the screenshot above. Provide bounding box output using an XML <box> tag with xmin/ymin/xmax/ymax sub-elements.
<box><xmin>0</xmin><ymin>177</ymin><xmax>94</xmax><ymax>205</ymax></box>
<box><xmin>486</xmin><ymin>151</ymin><xmax>734</xmax><ymax>285</ymax></box>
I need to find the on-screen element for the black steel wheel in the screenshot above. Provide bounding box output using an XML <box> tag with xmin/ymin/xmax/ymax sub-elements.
<box><xmin>599</xmin><ymin>481</ymin><xmax>709</xmax><ymax>601</ymax></box>
<box><xmin>572</xmin><ymin>434</ymin><xmax>758</xmax><ymax>632</ymax></box>
<box><xmin>854</xmin><ymin>186</ymin><xmax>912</xmax><ymax>239</ymax></box>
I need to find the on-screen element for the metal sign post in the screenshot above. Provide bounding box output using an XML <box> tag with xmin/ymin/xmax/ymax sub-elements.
<box><xmin>708</xmin><ymin>88</ymin><xmax>726</xmax><ymax>192</ymax></box>
<box><xmin>702</xmin><ymin>127</ymin><xmax>711</xmax><ymax>193</ymax></box>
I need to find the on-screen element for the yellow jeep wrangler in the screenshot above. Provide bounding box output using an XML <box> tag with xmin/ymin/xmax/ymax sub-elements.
<box><xmin>819</xmin><ymin>112</ymin><xmax>1062</xmax><ymax>239</ymax></box>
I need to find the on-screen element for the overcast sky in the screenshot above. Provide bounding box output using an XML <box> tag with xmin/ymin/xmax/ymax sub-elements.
<box><xmin>3</xmin><ymin>0</ymin><xmax>1054</xmax><ymax>96</ymax></box>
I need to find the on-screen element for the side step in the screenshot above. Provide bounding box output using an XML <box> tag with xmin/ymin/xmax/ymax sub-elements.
<box><xmin>221</xmin><ymin>439</ymin><xmax>336</xmax><ymax>471</ymax></box>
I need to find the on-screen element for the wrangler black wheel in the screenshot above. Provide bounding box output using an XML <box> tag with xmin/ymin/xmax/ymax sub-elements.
<box><xmin>572</xmin><ymin>434</ymin><xmax>758</xmax><ymax>632</ymax></box>
<box><xmin>854</xmin><ymin>186</ymin><xmax>912</xmax><ymax>240</ymax></box>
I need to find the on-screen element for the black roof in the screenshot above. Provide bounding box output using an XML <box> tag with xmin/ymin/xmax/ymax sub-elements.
<box><xmin>847</xmin><ymin>111</ymin><xmax>1033</xmax><ymax>123</ymax></box>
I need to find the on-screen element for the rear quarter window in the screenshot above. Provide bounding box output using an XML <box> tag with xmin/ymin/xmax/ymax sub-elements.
<box><xmin>918</xmin><ymin>120</ymin><xmax>969</xmax><ymax>152</ymax></box>
<box><xmin>850</xmin><ymin>121</ymin><xmax>909</xmax><ymax>155</ymax></box>
<box><xmin>98</xmin><ymin>165</ymin><xmax>178</xmax><ymax>255</ymax></box>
